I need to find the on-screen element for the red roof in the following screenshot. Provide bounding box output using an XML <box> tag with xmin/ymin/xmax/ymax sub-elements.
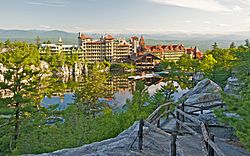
<box><xmin>79</xmin><ymin>34</ymin><xmax>91</xmax><ymax>40</ymax></box>
<box><xmin>104</xmin><ymin>35</ymin><xmax>114</xmax><ymax>40</ymax></box>
<box><xmin>185</xmin><ymin>47</ymin><xmax>203</xmax><ymax>59</ymax></box>
<box><xmin>131</xmin><ymin>36</ymin><xmax>139</xmax><ymax>40</ymax></box>
<box><xmin>140</xmin><ymin>44</ymin><xmax>185</xmax><ymax>52</ymax></box>
<box><xmin>186</xmin><ymin>48</ymin><xmax>193</xmax><ymax>54</ymax></box>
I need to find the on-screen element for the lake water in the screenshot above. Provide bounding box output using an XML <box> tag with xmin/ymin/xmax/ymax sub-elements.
<box><xmin>41</xmin><ymin>74</ymin><xmax>189</xmax><ymax>110</ymax></box>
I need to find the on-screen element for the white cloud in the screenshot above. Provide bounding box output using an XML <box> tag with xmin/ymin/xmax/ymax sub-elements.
<box><xmin>27</xmin><ymin>0</ymin><xmax>69</xmax><ymax>7</ymax></box>
<box><xmin>232</xmin><ymin>5</ymin><xmax>243</xmax><ymax>12</ymax></box>
<box><xmin>147</xmin><ymin>0</ymin><xmax>231</xmax><ymax>12</ymax></box>
<box><xmin>218</xmin><ymin>24</ymin><xmax>231</xmax><ymax>27</ymax></box>
<box><xmin>39</xmin><ymin>25</ymin><xmax>51</xmax><ymax>29</ymax></box>
<box><xmin>184</xmin><ymin>20</ymin><xmax>192</xmax><ymax>23</ymax></box>
<box><xmin>203</xmin><ymin>21</ymin><xmax>211</xmax><ymax>24</ymax></box>
<box><xmin>237</xmin><ymin>0</ymin><xmax>250</xmax><ymax>6</ymax></box>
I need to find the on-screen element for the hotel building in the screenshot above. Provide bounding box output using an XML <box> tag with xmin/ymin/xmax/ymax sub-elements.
<box><xmin>39</xmin><ymin>33</ymin><xmax>202</xmax><ymax>66</ymax></box>
<box><xmin>39</xmin><ymin>33</ymin><xmax>132</xmax><ymax>63</ymax></box>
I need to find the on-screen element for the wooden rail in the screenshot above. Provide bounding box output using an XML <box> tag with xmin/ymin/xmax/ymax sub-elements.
<box><xmin>176</xmin><ymin>107</ymin><xmax>226</xmax><ymax>156</ymax></box>
<box><xmin>184</xmin><ymin>99</ymin><xmax>221</xmax><ymax>106</ymax></box>
<box><xmin>146</xmin><ymin>102</ymin><xmax>173</xmax><ymax>124</ymax></box>
<box><xmin>140</xmin><ymin>99</ymin><xmax>226</xmax><ymax>156</ymax></box>
<box><xmin>184</xmin><ymin>102</ymin><xmax>225</xmax><ymax>116</ymax></box>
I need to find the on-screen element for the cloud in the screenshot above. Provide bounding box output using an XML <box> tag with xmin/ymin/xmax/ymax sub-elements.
<box><xmin>27</xmin><ymin>0</ymin><xmax>69</xmax><ymax>7</ymax></box>
<box><xmin>232</xmin><ymin>5</ymin><xmax>243</xmax><ymax>12</ymax></box>
<box><xmin>218</xmin><ymin>24</ymin><xmax>231</xmax><ymax>27</ymax></box>
<box><xmin>147</xmin><ymin>0</ymin><xmax>231</xmax><ymax>12</ymax></box>
<box><xmin>237</xmin><ymin>0</ymin><xmax>250</xmax><ymax>6</ymax></box>
<box><xmin>184</xmin><ymin>20</ymin><xmax>192</xmax><ymax>23</ymax></box>
<box><xmin>39</xmin><ymin>25</ymin><xmax>51</xmax><ymax>29</ymax></box>
<box><xmin>203</xmin><ymin>21</ymin><xmax>211</xmax><ymax>24</ymax></box>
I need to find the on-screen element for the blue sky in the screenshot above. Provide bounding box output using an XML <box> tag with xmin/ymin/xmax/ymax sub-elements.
<box><xmin>1</xmin><ymin>0</ymin><xmax>250</xmax><ymax>34</ymax></box>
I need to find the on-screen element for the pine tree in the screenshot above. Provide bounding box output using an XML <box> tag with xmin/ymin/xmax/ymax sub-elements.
<box><xmin>212</xmin><ymin>42</ymin><xmax>219</xmax><ymax>50</ymax></box>
<box><xmin>74</xmin><ymin>62</ymin><xmax>110</xmax><ymax>115</ymax></box>
<box><xmin>230</xmin><ymin>42</ymin><xmax>236</xmax><ymax>49</ymax></box>
<box><xmin>0</xmin><ymin>42</ymin><xmax>43</xmax><ymax>150</ymax></box>
<box><xmin>35</xmin><ymin>36</ymin><xmax>41</xmax><ymax>47</ymax></box>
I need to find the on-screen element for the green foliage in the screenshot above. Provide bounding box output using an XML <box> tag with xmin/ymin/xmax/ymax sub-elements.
<box><xmin>110</xmin><ymin>63</ymin><xmax>136</xmax><ymax>71</ymax></box>
<box><xmin>0</xmin><ymin>41</ymin><xmax>42</xmax><ymax>152</ymax></box>
<box><xmin>212</xmin><ymin>42</ymin><xmax>219</xmax><ymax>50</ymax></box>
<box><xmin>9</xmin><ymin>81</ymin><xmax>163</xmax><ymax>155</ymax></box>
<box><xmin>35</xmin><ymin>36</ymin><xmax>41</xmax><ymax>46</ymax></box>
<box><xmin>158</xmin><ymin>56</ymin><xmax>195</xmax><ymax>90</ymax></box>
<box><xmin>0</xmin><ymin>41</ymin><xmax>65</xmax><ymax>154</ymax></box>
<box><xmin>200</xmin><ymin>47</ymin><xmax>236</xmax><ymax>87</ymax></box>
<box><xmin>177</xmin><ymin>54</ymin><xmax>199</xmax><ymax>72</ymax></box>
<box><xmin>215</xmin><ymin>42</ymin><xmax>250</xmax><ymax>151</ymax></box>
<box><xmin>74</xmin><ymin>62</ymin><xmax>110</xmax><ymax>115</ymax></box>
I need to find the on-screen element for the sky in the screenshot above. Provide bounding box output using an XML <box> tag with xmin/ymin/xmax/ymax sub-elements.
<box><xmin>0</xmin><ymin>0</ymin><xmax>250</xmax><ymax>34</ymax></box>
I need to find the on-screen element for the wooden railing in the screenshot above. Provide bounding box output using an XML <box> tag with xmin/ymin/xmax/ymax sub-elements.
<box><xmin>146</xmin><ymin>102</ymin><xmax>173</xmax><ymax>127</ymax></box>
<box><xmin>183</xmin><ymin>99</ymin><xmax>225</xmax><ymax>115</ymax></box>
<box><xmin>176</xmin><ymin>102</ymin><xmax>226</xmax><ymax>156</ymax></box>
<box><xmin>136</xmin><ymin>101</ymin><xmax>227</xmax><ymax>156</ymax></box>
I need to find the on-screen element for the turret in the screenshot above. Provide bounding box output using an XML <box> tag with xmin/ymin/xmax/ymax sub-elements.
<box><xmin>139</xmin><ymin>36</ymin><xmax>145</xmax><ymax>46</ymax></box>
<box><xmin>58</xmin><ymin>37</ymin><xmax>63</xmax><ymax>46</ymax></box>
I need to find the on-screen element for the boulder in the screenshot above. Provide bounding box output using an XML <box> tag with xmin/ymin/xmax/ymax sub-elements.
<box><xmin>197</xmin><ymin>113</ymin><xmax>219</xmax><ymax>125</ymax></box>
<box><xmin>186</xmin><ymin>78</ymin><xmax>222</xmax><ymax>97</ymax></box>
<box><xmin>29</xmin><ymin>122</ymin><xmax>183</xmax><ymax>156</ymax></box>
<box><xmin>192</xmin><ymin>72</ymin><xmax>205</xmax><ymax>84</ymax></box>
<box><xmin>185</xmin><ymin>93</ymin><xmax>221</xmax><ymax>106</ymax></box>
<box><xmin>181</xmin><ymin>79</ymin><xmax>223</xmax><ymax>122</ymax></box>
<box><xmin>224</xmin><ymin>76</ymin><xmax>240</xmax><ymax>94</ymax></box>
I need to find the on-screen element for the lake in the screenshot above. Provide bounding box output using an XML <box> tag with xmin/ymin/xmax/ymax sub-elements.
<box><xmin>41</xmin><ymin>73</ymin><xmax>189</xmax><ymax>110</ymax></box>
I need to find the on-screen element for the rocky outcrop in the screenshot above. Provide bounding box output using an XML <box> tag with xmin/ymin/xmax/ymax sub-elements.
<box><xmin>181</xmin><ymin>78</ymin><xmax>222</xmax><ymax>107</ymax></box>
<box><xmin>185</xmin><ymin>78</ymin><xmax>222</xmax><ymax>97</ymax></box>
<box><xmin>224</xmin><ymin>76</ymin><xmax>240</xmax><ymax>94</ymax></box>
<box><xmin>28</xmin><ymin>122</ymin><xmax>183</xmax><ymax>156</ymax></box>
<box><xmin>179</xmin><ymin>78</ymin><xmax>223</xmax><ymax>124</ymax></box>
<box><xmin>192</xmin><ymin>72</ymin><xmax>205</xmax><ymax>84</ymax></box>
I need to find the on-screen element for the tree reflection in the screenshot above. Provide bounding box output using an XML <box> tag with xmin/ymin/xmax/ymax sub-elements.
<box><xmin>74</xmin><ymin>62</ymin><xmax>110</xmax><ymax>116</ymax></box>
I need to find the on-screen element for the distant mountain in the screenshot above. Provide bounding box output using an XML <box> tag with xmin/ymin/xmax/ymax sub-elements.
<box><xmin>0</xmin><ymin>29</ymin><xmax>75</xmax><ymax>39</ymax></box>
<box><xmin>0</xmin><ymin>29</ymin><xmax>249</xmax><ymax>50</ymax></box>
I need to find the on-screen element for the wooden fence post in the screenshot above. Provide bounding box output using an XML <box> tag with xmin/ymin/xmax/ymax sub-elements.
<box><xmin>157</xmin><ymin>118</ymin><xmax>160</xmax><ymax>128</ymax></box>
<box><xmin>171</xmin><ymin>132</ymin><xmax>177</xmax><ymax>156</ymax></box>
<box><xmin>166</xmin><ymin>104</ymin><xmax>170</xmax><ymax>119</ymax></box>
<box><xmin>220</xmin><ymin>104</ymin><xmax>223</xmax><ymax>108</ymax></box>
<box><xmin>201</xmin><ymin>105</ymin><xmax>204</xmax><ymax>114</ymax></box>
<box><xmin>208</xmin><ymin>133</ymin><xmax>215</xmax><ymax>156</ymax></box>
<box><xmin>138</xmin><ymin>119</ymin><xmax>144</xmax><ymax>151</ymax></box>
<box><xmin>176</xmin><ymin>107</ymin><xmax>180</xmax><ymax>130</ymax></box>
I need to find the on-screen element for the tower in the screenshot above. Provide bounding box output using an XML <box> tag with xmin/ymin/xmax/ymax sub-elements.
<box><xmin>139</xmin><ymin>36</ymin><xmax>145</xmax><ymax>46</ymax></box>
<box><xmin>58</xmin><ymin>37</ymin><xmax>63</xmax><ymax>46</ymax></box>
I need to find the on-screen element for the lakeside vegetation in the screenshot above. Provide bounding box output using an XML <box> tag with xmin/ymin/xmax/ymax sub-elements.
<box><xmin>0</xmin><ymin>39</ymin><xmax>250</xmax><ymax>154</ymax></box>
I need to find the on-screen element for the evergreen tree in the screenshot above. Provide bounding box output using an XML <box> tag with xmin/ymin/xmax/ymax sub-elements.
<box><xmin>244</xmin><ymin>39</ymin><xmax>250</xmax><ymax>48</ymax></box>
<box><xmin>0</xmin><ymin>42</ymin><xmax>41</xmax><ymax>150</ymax></box>
<box><xmin>46</xmin><ymin>40</ymin><xmax>51</xmax><ymax>44</ymax></box>
<box><xmin>212</xmin><ymin>42</ymin><xmax>219</xmax><ymax>50</ymax></box>
<box><xmin>217</xmin><ymin>48</ymin><xmax>250</xmax><ymax>150</ymax></box>
<box><xmin>230</xmin><ymin>42</ymin><xmax>236</xmax><ymax>49</ymax></box>
<box><xmin>74</xmin><ymin>62</ymin><xmax>110</xmax><ymax>116</ymax></box>
<box><xmin>35</xmin><ymin>36</ymin><xmax>41</xmax><ymax>47</ymax></box>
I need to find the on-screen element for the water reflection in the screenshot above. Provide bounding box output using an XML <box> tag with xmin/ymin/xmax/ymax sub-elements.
<box><xmin>41</xmin><ymin>73</ymin><xmax>189</xmax><ymax>109</ymax></box>
<box><xmin>41</xmin><ymin>94</ymin><xmax>74</xmax><ymax>110</ymax></box>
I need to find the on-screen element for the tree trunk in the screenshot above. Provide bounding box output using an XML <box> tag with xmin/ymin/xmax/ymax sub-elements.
<box><xmin>14</xmin><ymin>103</ymin><xmax>20</xmax><ymax>147</ymax></box>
